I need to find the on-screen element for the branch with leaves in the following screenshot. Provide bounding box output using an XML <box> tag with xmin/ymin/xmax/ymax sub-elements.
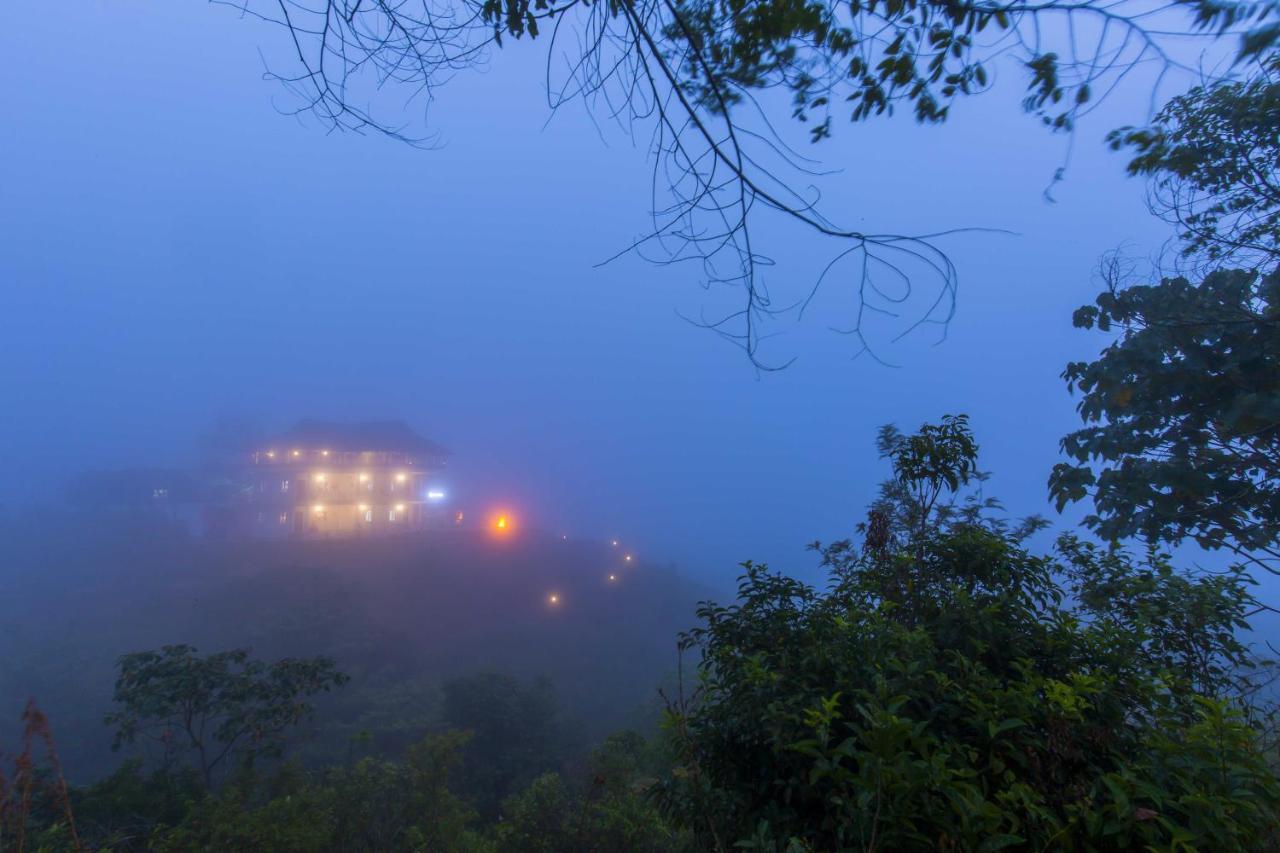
<box><xmin>216</xmin><ymin>0</ymin><xmax>1277</xmax><ymax>365</ymax></box>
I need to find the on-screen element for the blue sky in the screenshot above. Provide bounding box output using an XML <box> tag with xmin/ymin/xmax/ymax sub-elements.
<box><xmin>0</xmin><ymin>1</ymin><xmax>1212</xmax><ymax>587</ymax></box>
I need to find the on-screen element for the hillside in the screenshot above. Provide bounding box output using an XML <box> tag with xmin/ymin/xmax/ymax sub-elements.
<box><xmin>0</xmin><ymin>510</ymin><xmax>715</xmax><ymax>781</ymax></box>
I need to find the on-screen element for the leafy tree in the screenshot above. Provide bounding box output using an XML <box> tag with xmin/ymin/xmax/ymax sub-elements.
<box><xmin>1109</xmin><ymin>53</ymin><xmax>1280</xmax><ymax>270</ymax></box>
<box><xmin>1051</xmin><ymin>265</ymin><xmax>1280</xmax><ymax>575</ymax></box>
<box><xmin>105</xmin><ymin>644</ymin><xmax>349</xmax><ymax>788</ymax></box>
<box><xmin>68</xmin><ymin>760</ymin><xmax>203</xmax><ymax>850</ymax></box>
<box><xmin>150</xmin><ymin>731</ymin><xmax>488</xmax><ymax>853</ymax></box>
<box><xmin>1053</xmin><ymin>52</ymin><xmax>1280</xmax><ymax>576</ymax></box>
<box><xmin>658</xmin><ymin>418</ymin><xmax>1279</xmax><ymax>851</ymax></box>
<box><xmin>494</xmin><ymin>734</ymin><xmax>692</xmax><ymax>853</ymax></box>
<box><xmin>441</xmin><ymin>672</ymin><xmax>575</xmax><ymax>817</ymax></box>
<box><xmin>221</xmin><ymin>0</ymin><xmax>1278</xmax><ymax>363</ymax></box>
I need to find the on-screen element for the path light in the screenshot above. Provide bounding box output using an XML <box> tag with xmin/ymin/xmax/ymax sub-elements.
<box><xmin>548</xmin><ymin>593</ymin><xmax>560</xmax><ymax>606</ymax></box>
<box><xmin>608</xmin><ymin>573</ymin><xmax>617</xmax><ymax>582</ymax></box>
<box><xmin>611</xmin><ymin>539</ymin><xmax>619</xmax><ymax>547</ymax></box>
<box><xmin>624</xmin><ymin>554</ymin><xmax>633</xmax><ymax>563</ymax></box>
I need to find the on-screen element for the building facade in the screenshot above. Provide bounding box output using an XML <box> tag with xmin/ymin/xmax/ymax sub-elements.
<box><xmin>236</xmin><ymin>420</ymin><xmax>450</xmax><ymax>537</ymax></box>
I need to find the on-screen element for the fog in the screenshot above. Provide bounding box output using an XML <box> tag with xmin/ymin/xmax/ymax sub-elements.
<box><xmin>2</xmin><ymin>0</ymin><xmax>1274</xmax><ymax>800</ymax></box>
<box><xmin>0</xmin><ymin>0</ymin><xmax>1183</xmax><ymax>579</ymax></box>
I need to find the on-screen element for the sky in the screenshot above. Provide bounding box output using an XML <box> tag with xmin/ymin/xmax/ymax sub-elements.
<box><xmin>0</xmin><ymin>1</ymin><xmax>1214</xmax><ymax>588</ymax></box>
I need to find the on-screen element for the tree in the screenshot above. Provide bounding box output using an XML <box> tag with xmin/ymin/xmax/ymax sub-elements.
<box><xmin>658</xmin><ymin>418</ymin><xmax>1278</xmax><ymax>850</ymax></box>
<box><xmin>1050</xmin><ymin>267</ymin><xmax>1280</xmax><ymax>577</ymax></box>
<box><xmin>1053</xmin><ymin>55</ymin><xmax>1280</xmax><ymax>577</ymax></box>
<box><xmin>221</xmin><ymin>0</ymin><xmax>1278</xmax><ymax>365</ymax></box>
<box><xmin>105</xmin><ymin>645</ymin><xmax>349</xmax><ymax>788</ymax></box>
<box><xmin>440</xmin><ymin>672</ymin><xmax>574</xmax><ymax>817</ymax></box>
<box><xmin>1108</xmin><ymin>53</ymin><xmax>1280</xmax><ymax>272</ymax></box>
<box><xmin>493</xmin><ymin>734</ymin><xmax>692</xmax><ymax>853</ymax></box>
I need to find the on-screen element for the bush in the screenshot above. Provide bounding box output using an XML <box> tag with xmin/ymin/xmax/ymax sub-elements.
<box><xmin>658</xmin><ymin>418</ymin><xmax>1280</xmax><ymax>852</ymax></box>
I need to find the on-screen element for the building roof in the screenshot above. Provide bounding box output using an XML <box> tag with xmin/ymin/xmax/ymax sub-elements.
<box><xmin>270</xmin><ymin>420</ymin><xmax>451</xmax><ymax>457</ymax></box>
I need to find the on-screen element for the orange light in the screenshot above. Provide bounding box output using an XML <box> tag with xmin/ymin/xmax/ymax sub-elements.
<box><xmin>489</xmin><ymin>511</ymin><xmax>516</xmax><ymax>537</ymax></box>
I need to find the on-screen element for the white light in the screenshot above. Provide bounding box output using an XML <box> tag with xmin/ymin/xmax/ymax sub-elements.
<box><xmin>427</xmin><ymin>490</ymin><xmax>446</xmax><ymax>501</ymax></box>
<box><xmin>395</xmin><ymin>472</ymin><xmax>407</xmax><ymax>483</ymax></box>
<box><xmin>358</xmin><ymin>472</ymin><xmax>370</xmax><ymax>483</ymax></box>
<box><xmin>395</xmin><ymin>503</ymin><xmax>406</xmax><ymax>512</ymax></box>
<box><xmin>314</xmin><ymin>473</ymin><xmax>326</xmax><ymax>483</ymax></box>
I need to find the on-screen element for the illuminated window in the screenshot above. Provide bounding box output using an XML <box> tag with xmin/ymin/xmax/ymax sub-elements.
<box><xmin>280</xmin><ymin>480</ymin><xmax>289</xmax><ymax>493</ymax></box>
<box><xmin>388</xmin><ymin>509</ymin><xmax>398</xmax><ymax>522</ymax></box>
<box><xmin>364</xmin><ymin>510</ymin><xmax>373</xmax><ymax>523</ymax></box>
<box><xmin>279</xmin><ymin>512</ymin><xmax>288</xmax><ymax>525</ymax></box>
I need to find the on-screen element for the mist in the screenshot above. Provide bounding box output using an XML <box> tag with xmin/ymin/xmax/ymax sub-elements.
<box><xmin>2</xmin><ymin>1</ymin><xmax>1277</xmax><ymax>847</ymax></box>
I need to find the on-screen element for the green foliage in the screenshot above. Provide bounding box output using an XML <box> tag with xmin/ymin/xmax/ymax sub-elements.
<box><xmin>441</xmin><ymin>672</ymin><xmax>575</xmax><ymax>817</ymax></box>
<box><xmin>67</xmin><ymin>760</ymin><xmax>203</xmax><ymax>849</ymax></box>
<box><xmin>1110</xmin><ymin>54</ymin><xmax>1280</xmax><ymax>266</ymax></box>
<box><xmin>1051</xmin><ymin>268</ymin><xmax>1280</xmax><ymax>569</ymax></box>
<box><xmin>105</xmin><ymin>645</ymin><xmax>349</xmax><ymax>788</ymax></box>
<box><xmin>150</xmin><ymin>731</ymin><xmax>489</xmax><ymax>853</ymax></box>
<box><xmin>659</xmin><ymin>419</ymin><xmax>1280</xmax><ymax>851</ymax></box>
<box><xmin>494</xmin><ymin>734</ymin><xmax>693</xmax><ymax>853</ymax></box>
<box><xmin>473</xmin><ymin>0</ymin><xmax>1279</xmax><ymax>137</ymax></box>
